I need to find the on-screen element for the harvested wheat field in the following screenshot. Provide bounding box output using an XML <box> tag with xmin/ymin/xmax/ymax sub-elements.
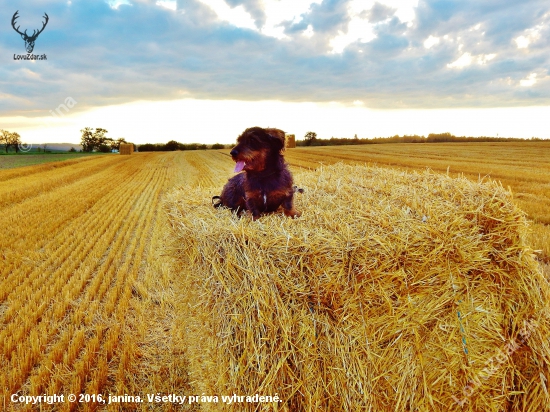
<box><xmin>1</xmin><ymin>145</ymin><xmax>549</xmax><ymax>411</ymax></box>
<box><xmin>166</xmin><ymin>163</ymin><xmax>550</xmax><ymax>411</ymax></box>
<box><xmin>0</xmin><ymin>151</ymin><xmax>234</xmax><ymax>411</ymax></box>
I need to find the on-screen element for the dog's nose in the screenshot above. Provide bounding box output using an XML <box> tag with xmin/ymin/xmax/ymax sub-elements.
<box><xmin>230</xmin><ymin>149</ymin><xmax>238</xmax><ymax>157</ymax></box>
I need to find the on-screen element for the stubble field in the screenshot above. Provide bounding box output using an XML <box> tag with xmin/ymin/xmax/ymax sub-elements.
<box><xmin>0</xmin><ymin>142</ymin><xmax>549</xmax><ymax>410</ymax></box>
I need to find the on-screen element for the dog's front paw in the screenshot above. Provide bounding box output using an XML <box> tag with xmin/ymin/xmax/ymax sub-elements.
<box><xmin>284</xmin><ymin>209</ymin><xmax>301</xmax><ymax>218</ymax></box>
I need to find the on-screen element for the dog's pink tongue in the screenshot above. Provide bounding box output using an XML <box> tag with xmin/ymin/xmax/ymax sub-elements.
<box><xmin>234</xmin><ymin>161</ymin><xmax>245</xmax><ymax>173</ymax></box>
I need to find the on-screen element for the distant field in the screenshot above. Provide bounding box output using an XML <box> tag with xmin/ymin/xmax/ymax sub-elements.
<box><xmin>0</xmin><ymin>153</ymin><xmax>103</xmax><ymax>170</ymax></box>
<box><xmin>1</xmin><ymin>143</ymin><xmax>548</xmax><ymax>410</ymax></box>
<box><xmin>285</xmin><ymin>142</ymin><xmax>550</xmax><ymax>219</ymax></box>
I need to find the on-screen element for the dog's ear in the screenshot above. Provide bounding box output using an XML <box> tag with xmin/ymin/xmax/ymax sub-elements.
<box><xmin>265</xmin><ymin>128</ymin><xmax>286</xmax><ymax>153</ymax></box>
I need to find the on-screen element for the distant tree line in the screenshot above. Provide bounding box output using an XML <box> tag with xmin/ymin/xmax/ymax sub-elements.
<box><xmin>137</xmin><ymin>141</ymin><xmax>227</xmax><ymax>152</ymax></box>
<box><xmin>80</xmin><ymin>128</ymin><xmax>131</xmax><ymax>152</ymax></box>
<box><xmin>297</xmin><ymin>132</ymin><xmax>545</xmax><ymax>147</ymax></box>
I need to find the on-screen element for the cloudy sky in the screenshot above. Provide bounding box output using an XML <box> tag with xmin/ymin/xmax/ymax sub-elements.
<box><xmin>1</xmin><ymin>0</ymin><xmax>549</xmax><ymax>144</ymax></box>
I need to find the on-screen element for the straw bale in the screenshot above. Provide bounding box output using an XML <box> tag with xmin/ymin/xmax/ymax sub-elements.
<box><xmin>120</xmin><ymin>143</ymin><xmax>133</xmax><ymax>155</ymax></box>
<box><xmin>166</xmin><ymin>163</ymin><xmax>550</xmax><ymax>412</ymax></box>
<box><xmin>285</xmin><ymin>134</ymin><xmax>296</xmax><ymax>148</ymax></box>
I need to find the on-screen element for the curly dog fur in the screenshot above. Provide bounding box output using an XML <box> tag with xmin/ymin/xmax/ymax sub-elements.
<box><xmin>213</xmin><ymin>127</ymin><xmax>300</xmax><ymax>220</ymax></box>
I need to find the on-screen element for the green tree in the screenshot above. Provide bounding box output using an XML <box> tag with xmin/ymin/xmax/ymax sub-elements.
<box><xmin>93</xmin><ymin>128</ymin><xmax>109</xmax><ymax>149</ymax></box>
<box><xmin>9</xmin><ymin>132</ymin><xmax>22</xmax><ymax>153</ymax></box>
<box><xmin>0</xmin><ymin>130</ymin><xmax>10</xmax><ymax>153</ymax></box>
<box><xmin>0</xmin><ymin>130</ymin><xmax>22</xmax><ymax>153</ymax></box>
<box><xmin>80</xmin><ymin>127</ymin><xmax>95</xmax><ymax>152</ymax></box>
<box><xmin>98</xmin><ymin>143</ymin><xmax>112</xmax><ymax>153</ymax></box>
<box><xmin>304</xmin><ymin>131</ymin><xmax>317</xmax><ymax>146</ymax></box>
<box><xmin>80</xmin><ymin>128</ymin><xmax>110</xmax><ymax>152</ymax></box>
<box><xmin>165</xmin><ymin>140</ymin><xmax>180</xmax><ymax>151</ymax></box>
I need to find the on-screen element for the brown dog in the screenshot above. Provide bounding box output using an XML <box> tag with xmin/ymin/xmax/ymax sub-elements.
<box><xmin>212</xmin><ymin>127</ymin><xmax>300</xmax><ymax>220</ymax></box>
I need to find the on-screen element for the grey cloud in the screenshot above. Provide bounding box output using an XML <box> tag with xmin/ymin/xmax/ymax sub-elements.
<box><xmin>284</xmin><ymin>0</ymin><xmax>351</xmax><ymax>34</ymax></box>
<box><xmin>365</xmin><ymin>2</ymin><xmax>397</xmax><ymax>23</ymax></box>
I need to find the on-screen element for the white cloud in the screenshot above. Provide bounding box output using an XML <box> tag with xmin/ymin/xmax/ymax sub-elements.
<box><xmin>514</xmin><ymin>24</ymin><xmax>543</xmax><ymax>49</ymax></box>
<box><xmin>447</xmin><ymin>52</ymin><xmax>472</xmax><ymax>68</ymax></box>
<box><xmin>520</xmin><ymin>73</ymin><xmax>537</xmax><ymax>87</ymax></box>
<box><xmin>384</xmin><ymin>0</ymin><xmax>418</xmax><ymax>25</ymax></box>
<box><xmin>108</xmin><ymin>0</ymin><xmax>131</xmax><ymax>9</ymax></box>
<box><xmin>195</xmin><ymin>0</ymin><xmax>323</xmax><ymax>38</ymax></box>
<box><xmin>263</xmin><ymin>0</ymin><xmax>322</xmax><ymax>26</ymax></box>
<box><xmin>156</xmin><ymin>1</ymin><xmax>176</xmax><ymax>11</ymax></box>
<box><xmin>515</xmin><ymin>35</ymin><xmax>530</xmax><ymax>49</ymax></box>
<box><xmin>477</xmin><ymin>53</ymin><xmax>496</xmax><ymax>65</ymax></box>
<box><xmin>423</xmin><ymin>35</ymin><xmax>439</xmax><ymax>49</ymax></box>
<box><xmin>190</xmin><ymin>0</ymin><xmax>414</xmax><ymax>53</ymax></box>
<box><xmin>447</xmin><ymin>52</ymin><xmax>496</xmax><ymax>69</ymax></box>
<box><xmin>197</xmin><ymin>0</ymin><xmax>257</xmax><ymax>30</ymax></box>
<box><xmin>303</xmin><ymin>24</ymin><xmax>314</xmax><ymax>38</ymax></box>
<box><xmin>329</xmin><ymin>0</ymin><xmax>403</xmax><ymax>54</ymax></box>
<box><xmin>348</xmin><ymin>0</ymin><xmax>374</xmax><ymax>15</ymax></box>
<box><xmin>329</xmin><ymin>17</ymin><xmax>377</xmax><ymax>53</ymax></box>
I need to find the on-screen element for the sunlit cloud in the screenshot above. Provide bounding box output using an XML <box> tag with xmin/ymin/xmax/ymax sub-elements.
<box><xmin>447</xmin><ymin>52</ymin><xmax>496</xmax><ymax>69</ymax></box>
<box><xmin>520</xmin><ymin>73</ymin><xmax>537</xmax><ymax>87</ymax></box>
<box><xmin>514</xmin><ymin>24</ymin><xmax>543</xmax><ymax>49</ymax></box>
<box><xmin>156</xmin><ymin>0</ymin><xmax>176</xmax><ymax>11</ymax></box>
<box><xmin>478</xmin><ymin>53</ymin><xmax>496</xmax><ymax>65</ymax></box>
<box><xmin>196</xmin><ymin>0</ymin><xmax>256</xmax><ymax>30</ymax></box>
<box><xmin>423</xmin><ymin>35</ymin><xmax>439</xmax><ymax>49</ymax></box>
<box><xmin>329</xmin><ymin>18</ymin><xmax>377</xmax><ymax>53</ymax></box>
<box><xmin>447</xmin><ymin>53</ymin><xmax>473</xmax><ymax>69</ymax></box>
<box><xmin>303</xmin><ymin>24</ymin><xmax>314</xmax><ymax>38</ymax></box>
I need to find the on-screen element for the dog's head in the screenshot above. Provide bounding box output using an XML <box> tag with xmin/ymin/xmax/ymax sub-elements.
<box><xmin>230</xmin><ymin>127</ymin><xmax>285</xmax><ymax>173</ymax></box>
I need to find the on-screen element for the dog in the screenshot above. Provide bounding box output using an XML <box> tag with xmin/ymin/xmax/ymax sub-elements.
<box><xmin>212</xmin><ymin>127</ymin><xmax>301</xmax><ymax>220</ymax></box>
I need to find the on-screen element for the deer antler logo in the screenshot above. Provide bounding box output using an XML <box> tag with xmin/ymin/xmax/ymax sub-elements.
<box><xmin>11</xmin><ymin>11</ymin><xmax>49</xmax><ymax>54</ymax></box>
